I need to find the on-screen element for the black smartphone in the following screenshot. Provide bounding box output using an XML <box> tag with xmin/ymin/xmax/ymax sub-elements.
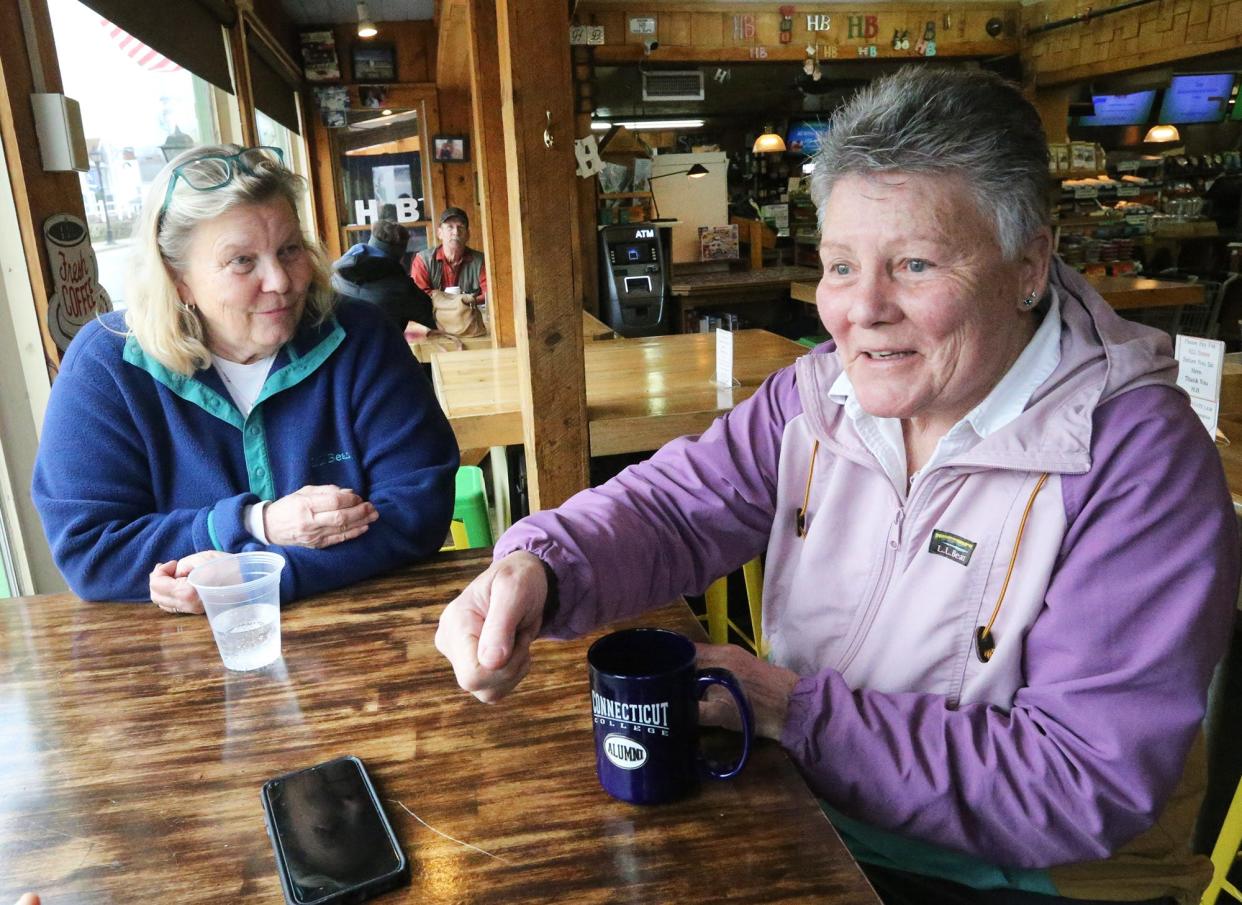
<box><xmin>261</xmin><ymin>756</ymin><xmax>409</xmax><ymax>905</ymax></box>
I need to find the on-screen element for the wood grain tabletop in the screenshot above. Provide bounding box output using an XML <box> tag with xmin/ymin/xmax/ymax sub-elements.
<box><xmin>0</xmin><ymin>548</ymin><xmax>879</xmax><ymax>904</ymax></box>
<box><xmin>432</xmin><ymin>330</ymin><xmax>806</xmax><ymax>455</ymax></box>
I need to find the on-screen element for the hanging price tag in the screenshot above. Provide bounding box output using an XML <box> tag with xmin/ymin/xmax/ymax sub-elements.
<box><xmin>1073</xmin><ymin>186</ymin><xmax>1099</xmax><ymax>199</ymax></box>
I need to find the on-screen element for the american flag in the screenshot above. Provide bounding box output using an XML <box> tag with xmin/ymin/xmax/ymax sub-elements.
<box><xmin>100</xmin><ymin>18</ymin><xmax>182</xmax><ymax>73</ymax></box>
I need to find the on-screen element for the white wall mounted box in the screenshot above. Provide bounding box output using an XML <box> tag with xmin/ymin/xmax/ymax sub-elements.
<box><xmin>31</xmin><ymin>93</ymin><xmax>89</xmax><ymax>173</ymax></box>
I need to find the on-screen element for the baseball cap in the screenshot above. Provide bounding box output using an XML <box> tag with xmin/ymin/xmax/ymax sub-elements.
<box><xmin>439</xmin><ymin>206</ymin><xmax>469</xmax><ymax>227</ymax></box>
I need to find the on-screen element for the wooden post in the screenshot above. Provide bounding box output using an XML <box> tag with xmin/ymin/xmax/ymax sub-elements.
<box><xmin>467</xmin><ymin>0</ymin><xmax>515</xmax><ymax>348</ymax></box>
<box><xmin>495</xmin><ymin>0</ymin><xmax>589</xmax><ymax>509</ymax></box>
<box><xmin>229</xmin><ymin>2</ymin><xmax>259</xmax><ymax>147</ymax></box>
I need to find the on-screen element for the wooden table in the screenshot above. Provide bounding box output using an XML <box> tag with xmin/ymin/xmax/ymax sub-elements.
<box><xmin>790</xmin><ymin>275</ymin><xmax>1206</xmax><ymax>312</ymax></box>
<box><xmin>670</xmin><ymin>265</ymin><xmax>822</xmax><ymax>300</ymax></box>
<box><xmin>431</xmin><ymin>329</ymin><xmax>806</xmax><ymax>454</ymax></box>
<box><xmin>411</xmin><ymin>311</ymin><xmax>616</xmax><ymax>364</ymax></box>
<box><xmin>0</xmin><ymin>549</ymin><xmax>879</xmax><ymax>903</ymax></box>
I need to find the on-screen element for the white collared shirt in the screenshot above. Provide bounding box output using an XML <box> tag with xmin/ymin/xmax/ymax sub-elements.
<box><xmin>212</xmin><ymin>353</ymin><xmax>276</xmax><ymax>542</ymax></box>
<box><xmin>826</xmin><ymin>287</ymin><xmax>1063</xmax><ymax>496</ymax></box>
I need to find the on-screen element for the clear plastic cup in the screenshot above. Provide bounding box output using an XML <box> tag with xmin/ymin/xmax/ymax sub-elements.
<box><xmin>188</xmin><ymin>552</ymin><xmax>285</xmax><ymax>671</ymax></box>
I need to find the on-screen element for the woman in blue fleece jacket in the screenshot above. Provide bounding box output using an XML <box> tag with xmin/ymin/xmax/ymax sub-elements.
<box><xmin>32</xmin><ymin>145</ymin><xmax>458</xmax><ymax>609</ymax></box>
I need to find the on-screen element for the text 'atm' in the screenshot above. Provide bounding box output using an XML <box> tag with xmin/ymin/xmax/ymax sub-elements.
<box><xmin>599</xmin><ymin>224</ymin><xmax>667</xmax><ymax>337</ymax></box>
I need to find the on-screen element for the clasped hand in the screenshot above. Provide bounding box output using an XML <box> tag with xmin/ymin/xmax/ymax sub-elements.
<box><xmin>435</xmin><ymin>552</ymin><xmax>800</xmax><ymax>739</ymax></box>
<box><xmin>264</xmin><ymin>484</ymin><xmax>378</xmax><ymax>548</ymax></box>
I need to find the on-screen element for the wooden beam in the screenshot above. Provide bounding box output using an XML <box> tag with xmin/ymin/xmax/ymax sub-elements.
<box><xmin>467</xmin><ymin>0</ymin><xmax>515</xmax><ymax>348</ymax></box>
<box><xmin>496</xmin><ymin>0</ymin><xmax>590</xmax><ymax>509</ymax></box>
<box><xmin>227</xmin><ymin>7</ymin><xmax>259</xmax><ymax>147</ymax></box>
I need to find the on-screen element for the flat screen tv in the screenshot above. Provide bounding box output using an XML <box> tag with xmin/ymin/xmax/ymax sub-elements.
<box><xmin>786</xmin><ymin>121</ymin><xmax>827</xmax><ymax>156</ymax></box>
<box><xmin>1076</xmin><ymin>90</ymin><xmax>1156</xmax><ymax>126</ymax></box>
<box><xmin>1157</xmin><ymin>73</ymin><xmax>1235</xmax><ymax>124</ymax></box>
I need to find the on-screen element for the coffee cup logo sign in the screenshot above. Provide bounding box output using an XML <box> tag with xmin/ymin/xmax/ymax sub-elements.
<box><xmin>591</xmin><ymin>690</ymin><xmax>671</xmax><ymax>736</ymax></box>
<box><xmin>42</xmin><ymin>214</ymin><xmax>112</xmax><ymax>353</ymax></box>
<box><xmin>603</xmin><ymin>734</ymin><xmax>648</xmax><ymax>770</ymax></box>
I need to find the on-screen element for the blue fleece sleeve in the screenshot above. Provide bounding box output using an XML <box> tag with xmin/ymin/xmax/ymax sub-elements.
<box><xmin>31</xmin><ymin>360</ymin><xmax>258</xmax><ymax>602</ymax></box>
<box><xmin>259</xmin><ymin>317</ymin><xmax>458</xmax><ymax>602</ymax></box>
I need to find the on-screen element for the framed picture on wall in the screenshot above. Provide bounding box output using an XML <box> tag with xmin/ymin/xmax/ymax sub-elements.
<box><xmin>351</xmin><ymin>44</ymin><xmax>396</xmax><ymax>82</ymax></box>
<box><xmin>432</xmin><ymin>135</ymin><xmax>468</xmax><ymax>162</ymax></box>
<box><xmin>299</xmin><ymin>30</ymin><xmax>341</xmax><ymax>82</ymax></box>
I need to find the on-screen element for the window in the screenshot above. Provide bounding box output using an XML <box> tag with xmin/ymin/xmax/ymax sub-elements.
<box><xmin>48</xmin><ymin>0</ymin><xmax>238</xmax><ymax>308</ymax></box>
<box><xmin>257</xmin><ymin>109</ymin><xmax>315</xmax><ymax>240</ymax></box>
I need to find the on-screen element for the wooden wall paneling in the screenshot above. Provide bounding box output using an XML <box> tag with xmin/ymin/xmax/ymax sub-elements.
<box><xmin>663</xmin><ymin>12</ymin><xmax>692</xmax><ymax>46</ymax></box>
<box><xmin>691</xmin><ymin>11</ymin><xmax>724</xmax><ymax>47</ymax></box>
<box><xmin>437</xmin><ymin>86</ymin><xmax>480</xmax><ymax>228</ymax></box>
<box><xmin>0</xmin><ymin>0</ymin><xmax>87</xmax><ymax>375</ymax></box>
<box><xmin>1024</xmin><ymin>0</ymin><xmax>1242</xmax><ymax>85</ymax></box>
<box><xmin>468</xmin><ymin>0</ymin><xmax>516</xmax><ymax>348</ymax></box>
<box><xmin>496</xmin><ymin>0</ymin><xmax>590</xmax><ymax>509</ymax></box>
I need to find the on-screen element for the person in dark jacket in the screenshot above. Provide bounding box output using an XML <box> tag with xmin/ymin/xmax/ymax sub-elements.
<box><xmin>331</xmin><ymin>219</ymin><xmax>434</xmax><ymax>333</ymax></box>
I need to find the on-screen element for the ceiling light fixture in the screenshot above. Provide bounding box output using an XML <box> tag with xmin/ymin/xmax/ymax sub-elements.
<box><xmin>614</xmin><ymin>119</ymin><xmax>706</xmax><ymax>130</ymax></box>
<box><xmin>752</xmin><ymin>126</ymin><xmax>787</xmax><ymax>154</ymax></box>
<box><xmin>356</xmin><ymin>1</ymin><xmax>377</xmax><ymax>38</ymax></box>
<box><xmin>1143</xmin><ymin>123</ymin><xmax>1180</xmax><ymax>143</ymax></box>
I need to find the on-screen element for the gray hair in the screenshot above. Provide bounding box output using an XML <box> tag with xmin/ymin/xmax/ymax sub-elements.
<box><xmin>810</xmin><ymin>67</ymin><xmax>1051</xmax><ymax>260</ymax></box>
<box><xmin>125</xmin><ymin>143</ymin><xmax>333</xmax><ymax>376</ymax></box>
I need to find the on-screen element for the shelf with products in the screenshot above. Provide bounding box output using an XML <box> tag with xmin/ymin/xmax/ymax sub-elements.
<box><xmin>789</xmin><ymin>193</ymin><xmax>819</xmax><ymax>268</ymax></box>
<box><xmin>597</xmin><ymin>192</ymin><xmax>654</xmax><ymax>226</ymax></box>
<box><xmin>1052</xmin><ymin>151</ymin><xmax>1162</xmax><ymax>272</ymax></box>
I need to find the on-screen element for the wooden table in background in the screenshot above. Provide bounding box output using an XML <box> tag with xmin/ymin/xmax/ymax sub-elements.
<box><xmin>790</xmin><ymin>276</ymin><xmax>1206</xmax><ymax>312</ymax></box>
<box><xmin>411</xmin><ymin>311</ymin><xmax>616</xmax><ymax>364</ymax></box>
<box><xmin>670</xmin><ymin>265</ymin><xmax>822</xmax><ymax>301</ymax></box>
<box><xmin>432</xmin><ymin>329</ymin><xmax>806</xmax><ymax>454</ymax></box>
<box><xmin>0</xmin><ymin>549</ymin><xmax>879</xmax><ymax>903</ymax></box>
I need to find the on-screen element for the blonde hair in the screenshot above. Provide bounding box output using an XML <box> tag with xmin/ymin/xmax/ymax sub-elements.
<box><xmin>125</xmin><ymin>144</ymin><xmax>334</xmax><ymax>376</ymax></box>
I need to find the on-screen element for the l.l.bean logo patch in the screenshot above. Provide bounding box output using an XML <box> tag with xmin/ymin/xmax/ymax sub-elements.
<box><xmin>603</xmin><ymin>734</ymin><xmax>648</xmax><ymax>770</ymax></box>
<box><xmin>928</xmin><ymin>529</ymin><xmax>977</xmax><ymax>566</ymax></box>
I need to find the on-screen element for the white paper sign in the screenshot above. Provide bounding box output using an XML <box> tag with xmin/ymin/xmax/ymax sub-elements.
<box><xmin>43</xmin><ymin>213</ymin><xmax>112</xmax><ymax>353</ymax></box>
<box><xmin>629</xmin><ymin>16</ymin><xmax>656</xmax><ymax>34</ymax></box>
<box><xmin>574</xmin><ymin>135</ymin><xmax>603</xmax><ymax>178</ymax></box>
<box><xmin>1175</xmin><ymin>334</ymin><xmax>1225</xmax><ymax>435</ymax></box>
<box><xmin>569</xmin><ymin>25</ymin><xmax>605</xmax><ymax>45</ymax></box>
<box><xmin>715</xmin><ymin>327</ymin><xmax>734</xmax><ymax>387</ymax></box>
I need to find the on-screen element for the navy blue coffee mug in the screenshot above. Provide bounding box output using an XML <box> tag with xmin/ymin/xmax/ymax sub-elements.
<box><xmin>588</xmin><ymin>628</ymin><xmax>753</xmax><ymax>805</ymax></box>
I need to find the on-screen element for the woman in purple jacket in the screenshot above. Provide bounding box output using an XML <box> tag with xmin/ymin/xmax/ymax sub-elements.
<box><xmin>436</xmin><ymin>68</ymin><xmax>1238</xmax><ymax>904</ymax></box>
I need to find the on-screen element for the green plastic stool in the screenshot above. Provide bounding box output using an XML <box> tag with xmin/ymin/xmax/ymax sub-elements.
<box><xmin>453</xmin><ymin>466</ymin><xmax>493</xmax><ymax>549</ymax></box>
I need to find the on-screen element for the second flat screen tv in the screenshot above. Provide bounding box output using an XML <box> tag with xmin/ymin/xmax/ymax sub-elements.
<box><xmin>1157</xmin><ymin>73</ymin><xmax>1235</xmax><ymax>124</ymax></box>
<box><xmin>1077</xmin><ymin>90</ymin><xmax>1156</xmax><ymax>126</ymax></box>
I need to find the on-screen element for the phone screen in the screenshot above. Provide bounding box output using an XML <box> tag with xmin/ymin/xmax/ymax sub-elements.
<box><xmin>265</xmin><ymin>758</ymin><xmax>404</xmax><ymax>904</ymax></box>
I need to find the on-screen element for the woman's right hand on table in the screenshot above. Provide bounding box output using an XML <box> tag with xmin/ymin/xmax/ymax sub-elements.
<box><xmin>435</xmin><ymin>551</ymin><xmax>548</xmax><ymax>703</ymax></box>
<box><xmin>149</xmin><ymin>550</ymin><xmax>229</xmax><ymax>614</ymax></box>
<box><xmin>264</xmin><ymin>485</ymin><xmax>377</xmax><ymax>549</ymax></box>
<box><xmin>14</xmin><ymin>894</ymin><xmax>39</xmax><ymax>905</ymax></box>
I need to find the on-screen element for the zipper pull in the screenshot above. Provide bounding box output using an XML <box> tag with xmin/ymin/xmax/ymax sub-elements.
<box><xmin>795</xmin><ymin>507</ymin><xmax>807</xmax><ymax>537</ymax></box>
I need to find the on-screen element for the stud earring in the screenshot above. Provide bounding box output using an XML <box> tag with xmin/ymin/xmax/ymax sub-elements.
<box><xmin>1020</xmin><ymin>291</ymin><xmax>1038</xmax><ymax>310</ymax></box>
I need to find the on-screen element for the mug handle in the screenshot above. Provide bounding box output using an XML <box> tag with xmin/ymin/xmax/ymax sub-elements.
<box><xmin>695</xmin><ymin>667</ymin><xmax>753</xmax><ymax>780</ymax></box>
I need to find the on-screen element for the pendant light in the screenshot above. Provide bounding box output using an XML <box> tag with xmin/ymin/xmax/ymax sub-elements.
<box><xmin>752</xmin><ymin>126</ymin><xmax>786</xmax><ymax>154</ymax></box>
<box><xmin>1143</xmin><ymin>124</ymin><xmax>1180</xmax><ymax>143</ymax></box>
<box><xmin>356</xmin><ymin>1</ymin><xmax>378</xmax><ymax>38</ymax></box>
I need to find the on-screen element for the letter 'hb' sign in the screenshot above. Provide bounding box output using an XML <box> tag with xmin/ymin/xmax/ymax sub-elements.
<box><xmin>354</xmin><ymin>197</ymin><xmax>421</xmax><ymax>225</ymax></box>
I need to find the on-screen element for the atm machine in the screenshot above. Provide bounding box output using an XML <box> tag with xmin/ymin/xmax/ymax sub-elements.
<box><xmin>599</xmin><ymin>223</ymin><xmax>668</xmax><ymax>337</ymax></box>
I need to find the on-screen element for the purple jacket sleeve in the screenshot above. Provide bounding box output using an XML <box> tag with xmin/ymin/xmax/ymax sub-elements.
<box><xmin>493</xmin><ymin>365</ymin><xmax>803</xmax><ymax>637</ymax></box>
<box><xmin>781</xmin><ymin>385</ymin><xmax>1239</xmax><ymax>867</ymax></box>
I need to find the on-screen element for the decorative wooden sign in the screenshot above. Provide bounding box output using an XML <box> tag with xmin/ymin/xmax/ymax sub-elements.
<box><xmin>42</xmin><ymin>213</ymin><xmax>111</xmax><ymax>352</ymax></box>
<box><xmin>806</xmin><ymin>13</ymin><xmax>831</xmax><ymax>31</ymax></box>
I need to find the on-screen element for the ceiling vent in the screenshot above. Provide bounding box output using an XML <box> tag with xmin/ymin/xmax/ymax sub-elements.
<box><xmin>642</xmin><ymin>70</ymin><xmax>705</xmax><ymax>102</ymax></box>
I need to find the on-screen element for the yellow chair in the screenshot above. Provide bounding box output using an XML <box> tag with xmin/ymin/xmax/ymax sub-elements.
<box><xmin>441</xmin><ymin>519</ymin><xmax>471</xmax><ymax>551</ymax></box>
<box><xmin>701</xmin><ymin>557</ymin><xmax>766</xmax><ymax>657</ymax></box>
<box><xmin>1202</xmin><ymin>775</ymin><xmax>1242</xmax><ymax>904</ymax></box>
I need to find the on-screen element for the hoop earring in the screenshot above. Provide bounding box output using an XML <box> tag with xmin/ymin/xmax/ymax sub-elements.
<box><xmin>1020</xmin><ymin>291</ymin><xmax>1038</xmax><ymax>310</ymax></box>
